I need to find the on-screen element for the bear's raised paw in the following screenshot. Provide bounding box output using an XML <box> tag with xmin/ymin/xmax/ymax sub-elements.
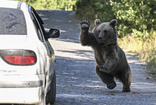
<box><xmin>80</xmin><ymin>18</ymin><xmax>90</xmax><ymax>31</ymax></box>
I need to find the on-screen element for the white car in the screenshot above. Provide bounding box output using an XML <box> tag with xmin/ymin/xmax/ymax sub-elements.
<box><xmin>0</xmin><ymin>1</ymin><xmax>60</xmax><ymax>105</ymax></box>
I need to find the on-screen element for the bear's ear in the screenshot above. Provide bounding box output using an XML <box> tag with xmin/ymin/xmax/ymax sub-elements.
<box><xmin>110</xmin><ymin>19</ymin><xmax>118</xmax><ymax>27</ymax></box>
<box><xmin>94</xmin><ymin>19</ymin><xmax>101</xmax><ymax>26</ymax></box>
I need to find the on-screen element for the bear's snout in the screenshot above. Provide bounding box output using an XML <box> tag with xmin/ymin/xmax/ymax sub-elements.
<box><xmin>98</xmin><ymin>33</ymin><xmax>104</xmax><ymax>40</ymax></box>
<box><xmin>98</xmin><ymin>36</ymin><xmax>102</xmax><ymax>40</ymax></box>
<box><xmin>97</xmin><ymin>34</ymin><xmax>105</xmax><ymax>43</ymax></box>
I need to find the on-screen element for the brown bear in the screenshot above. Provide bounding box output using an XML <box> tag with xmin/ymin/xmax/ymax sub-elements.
<box><xmin>79</xmin><ymin>18</ymin><xmax>131</xmax><ymax>92</ymax></box>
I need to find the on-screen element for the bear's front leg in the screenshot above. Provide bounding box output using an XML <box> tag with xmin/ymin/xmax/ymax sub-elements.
<box><xmin>79</xmin><ymin>18</ymin><xmax>92</xmax><ymax>46</ymax></box>
<box><xmin>99</xmin><ymin>57</ymin><xmax>119</xmax><ymax>74</ymax></box>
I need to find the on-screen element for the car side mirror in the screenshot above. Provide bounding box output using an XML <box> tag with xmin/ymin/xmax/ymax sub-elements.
<box><xmin>48</xmin><ymin>28</ymin><xmax>60</xmax><ymax>38</ymax></box>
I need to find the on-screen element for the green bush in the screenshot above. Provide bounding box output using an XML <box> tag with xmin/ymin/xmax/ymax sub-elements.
<box><xmin>76</xmin><ymin>0</ymin><xmax>115</xmax><ymax>28</ymax></box>
<box><xmin>110</xmin><ymin>0</ymin><xmax>156</xmax><ymax>38</ymax></box>
<box><xmin>76</xmin><ymin>0</ymin><xmax>156</xmax><ymax>38</ymax></box>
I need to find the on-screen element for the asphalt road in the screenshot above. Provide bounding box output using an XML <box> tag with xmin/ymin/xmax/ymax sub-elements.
<box><xmin>37</xmin><ymin>10</ymin><xmax>156</xmax><ymax>105</ymax></box>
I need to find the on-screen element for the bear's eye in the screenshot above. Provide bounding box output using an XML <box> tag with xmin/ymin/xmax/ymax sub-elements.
<box><xmin>104</xmin><ymin>30</ymin><xmax>107</xmax><ymax>33</ymax></box>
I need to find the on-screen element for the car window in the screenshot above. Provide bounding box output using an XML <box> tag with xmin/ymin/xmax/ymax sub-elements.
<box><xmin>31</xmin><ymin>8</ymin><xmax>48</xmax><ymax>41</ymax></box>
<box><xmin>32</xmin><ymin>11</ymin><xmax>45</xmax><ymax>42</ymax></box>
<box><xmin>0</xmin><ymin>8</ymin><xmax>27</xmax><ymax>35</ymax></box>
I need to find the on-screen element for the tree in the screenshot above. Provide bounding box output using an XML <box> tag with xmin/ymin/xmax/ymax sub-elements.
<box><xmin>111</xmin><ymin>0</ymin><xmax>156</xmax><ymax>38</ymax></box>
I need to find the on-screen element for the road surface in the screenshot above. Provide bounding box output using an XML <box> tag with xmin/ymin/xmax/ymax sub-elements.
<box><xmin>37</xmin><ymin>10</ymin><xmax>156</xmax><ymax>105</ymax></box>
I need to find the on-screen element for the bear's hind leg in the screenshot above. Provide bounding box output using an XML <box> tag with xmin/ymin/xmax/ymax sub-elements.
<box><xmin>116</xmin><ymin>67</ymin><xmax>131</xmax><ymax>92</ymax></box>
<box><xmin>96</xmin><ymin>66</ymin><xmax>116</xmax><ymax>89</ymax></box>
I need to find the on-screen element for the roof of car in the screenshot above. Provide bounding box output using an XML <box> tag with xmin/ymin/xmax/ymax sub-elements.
<box><xmin>0</xmin><ymin>0</ymin><xmax>44</xmax><ymax>25</ymax></box>
<box><xmin>0</xmin><ymin>0</ymin><xmax>28</xmax><ymax>10</ymax></box>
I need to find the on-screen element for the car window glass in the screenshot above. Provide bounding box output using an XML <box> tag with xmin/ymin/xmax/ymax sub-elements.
<box><xmin>32</xmin><ymin>15</ymin><xmax>44</xmax><ymax>41</ymax></box>
<box><xmin>0</xmin><ymin>8</ymin><xmax>27</xmax><ymax>35</ymax></box>
<box><xmin>32</xmin><ymin>11</ymin><xmax>45</xmax><ymax>42</ymax></box>
<box><xmin>32</xmin><ymin>9</ymin><xmax>48</xmax><ymax>40</ymax></box>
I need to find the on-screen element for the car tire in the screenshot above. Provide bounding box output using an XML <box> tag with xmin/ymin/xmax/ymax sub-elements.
<box><xmin>46</xmin><ymin>71</ymin><xmax>56</xmax><ymax>104</ymax></box>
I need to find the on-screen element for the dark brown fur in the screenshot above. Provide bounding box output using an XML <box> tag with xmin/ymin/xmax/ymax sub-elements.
<box><xmin>79</xmin><ymin>19</ymin><xmax>131</xmax><ymax>92</ymax></box>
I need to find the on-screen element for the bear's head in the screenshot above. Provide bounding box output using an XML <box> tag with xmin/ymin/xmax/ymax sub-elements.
<box><xmin>93</xmin><ymin>19</ymin><xmax>118</xmax><ymax>46</ymax></box>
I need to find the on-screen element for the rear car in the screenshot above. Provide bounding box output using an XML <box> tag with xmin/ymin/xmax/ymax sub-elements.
<box><xmin>0</xmin><ymin>1</ymin><xmax>60</xmax><ymax>105</ymax></box>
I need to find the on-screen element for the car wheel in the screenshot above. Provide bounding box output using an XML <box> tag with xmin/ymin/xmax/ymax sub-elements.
<box><xmin>46</xmin><ymin>71</ymin><xmax>56</xmax><ymax>104</ymax></box>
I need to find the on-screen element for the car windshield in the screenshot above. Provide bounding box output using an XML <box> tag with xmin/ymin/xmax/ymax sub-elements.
<box><xmin>0</xmin><ymin>8</ymin><xmax>27</xmax><ymax>35</ymax></box>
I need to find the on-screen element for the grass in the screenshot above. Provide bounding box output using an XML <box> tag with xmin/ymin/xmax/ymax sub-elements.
<box><xmin>118</xmin><ymin>31</ymin><xmax>156</xmax><ymax>74</ymax></box>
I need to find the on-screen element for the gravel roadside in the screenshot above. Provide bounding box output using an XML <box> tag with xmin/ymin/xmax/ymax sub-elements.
<box><xmin>37</xmin><ymin>10</ymin><xmax>156</xmax><ymax>105</ymax></box>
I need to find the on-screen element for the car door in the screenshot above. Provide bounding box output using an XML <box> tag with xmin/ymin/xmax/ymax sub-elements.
<box><xmin>31</xmin><ymin>7</ymin><xmax>55</xmax><ymax>91</ymax></box>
